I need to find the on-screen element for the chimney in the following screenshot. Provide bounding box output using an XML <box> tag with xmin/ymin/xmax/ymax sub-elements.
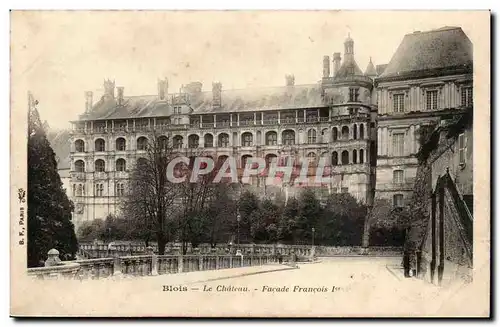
<box><xmin>157</xmin><ymin>78</ymin><xmax>168</xmax><ymax>100</ymax></box>
<box><xmin>85</xmin><ymin>91</ymin><xmax>93</xmax><ymax>113</ymax></box>
<box><xmin>333</xmin><ymin>53</ymin><xmax>341</xmax><ymax>77</ymax></box>
<box><xmin>344</xmin><ymin>33</ymin><xmax>355</xmax><ymax>63</ymax></box>
<box><xmin>323</xmin><ymin>55</ymin><xmax>330</xmax><ymax>78</ymax></box>
<box><xmin>285</xmin><ymin>74</ymin><xmax>295</xmax><ymax>87</ymax></box>
<box><xmin>116</xmin><ymin>87</ymin><xmax>124</xmax><ymax>106</ymax></box>
<box><xmin>212</xmin><ymin>82</ymin><xmax>222</xmax><ymax>108</ymax></box>
<box><xmin>103</xmin><ymin>79</ymin><xmax>115</xmax><ymax>99</ymax></box>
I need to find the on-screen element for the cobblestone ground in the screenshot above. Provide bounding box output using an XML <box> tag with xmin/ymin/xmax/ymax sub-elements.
<box><xmin>16</xmin><ymin>257</ymin><xmax>485</xmax><ymax>317</ymax></box>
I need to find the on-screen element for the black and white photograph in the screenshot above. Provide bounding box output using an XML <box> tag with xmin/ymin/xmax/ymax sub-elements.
<box><xmin>10</xmin><ymin>10</ymin><xmax>490</xmax><ymax>317</ymax></box>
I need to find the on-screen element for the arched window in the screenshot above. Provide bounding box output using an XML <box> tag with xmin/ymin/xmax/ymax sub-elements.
<box><xmin>241</xmin><ymin>132</ymin><xmax>253</xmax><ymax>147</ymax></box>
<box><xmin>115</xmin><ymin>137</ymin><xmax>126</xmax><ymax>151</ymax></box>
<box><xmin>307</xmin><ymin>129</ymin><xmax>317</xmax><ymax>144</ymax></box>
<box><xmin>75</xmin><ymin>139</ymin><xmax>85</xmax><ymax>152</ymax></box>
<box><xmin>218</xmin><ymin>133</ymin><xmax>229</xmax><ymax>147</ymax></box>
<box><xmin>95</xmin><ymin>159</ymin><xmax>105</xmax><ymax>172</ymax></box>
<box><xmin>341</xmin><ymin>150</ymin><xmax>349</xmax><ymax>165</ymax></box>
<box><xmin>359</xmin><ymin>149</ymin><xmax>364</xmax><ymax>164</ymax></box>
<box><xmin>116</xmin><ymin>158</ymin><xmax>126</xmax><ymax>171</ymax></box>
<box><xmin>332</xmin><ymin>127</ymin><xmax>338</xmax><ymax>141</ymax></box>
<box><xmin>217</xmin><ymin>155</ymin><xmax>229</xmax><ymax>168</ymax></box>
<box><xmin>158</xmin><ymin>136</ymin><xmax>168</xmax><ymax>150</ymax></box>
<box><xmin>321</xmin><ymin>128</ymin><xmax>328</xmax><ymax>143</ymax></box>
<box><xmin>115</xmin><ymin>183</ymin><xmax>125</xmax><ymax>197</ymax></box>
<box><xmin>282</xmin><ymin>130</ymin><xmax>295</xmax><ymax>145</ymax></box>
<box><xmin>352</xmin><ymin>149</ymin><xmax>358</xmax><ymax>164</ymax></box>
<box><xmin>320</xmin><ymin>152</ymin><xmax>330</xmax><ymax>165</ymax></box>
<box><xmin>188</xmin><ymin>135</ymin><xmax>199</xmax><ymax>148</ymax></box>
<box><xmin>137</xmin><ymin>136</ymin><xmax>148</xmax><ymax>150</ymax></box>
<box><xmin>73</xmin><ymin>184</ymin><xmax>76</xmax><ymax>196</ymax></box>
<box><xmin>95</xmin><ymin>138</ymin><xmax>105</xmax><ymax>152</ymax></box>
<box><xmin>266</xmin><ymin>131</ymin><xmax>277</xmax><ymax>145</ymax></box>
<box><xmin>95</xmin><ymin>183</ymin><xmax>104</xmax><ymax>197</ymax></box>
<box><xmin>241</xmin><ymin>155</ymin><xmax>252</xmax><ymax>168</ymax></box>
<box><xmin>341</xmin><ymin>126</ymin><xmax>349</xmax><ymax>140</ymax></box>
<box><xmin>331</xmin><ymin>152</ymin><xmax>338</xmax><ymax>166</ymax></box>
<box><xmin>265</xmin><ymin>154</ymin><xmax>277</xmax><ymax>168</ymax></box>
<box><xmin>75</xmin><ymin>160</ymin><xmax>85</xmax><ymax>172</ymax></box>
<box><xmin>353</xmin><ymin>124</ymin><xmax>358</xmax><ymax>140</ymax></box>
<box><xmin>173</xmin><ymin>135</ymin><xmax>183</xmax><ymax>149</ymax></box>
<box><xmin>204</xmin><ymin>134</ymin><xmax>213</xmax><ymax>148</ymax></box>
<box><xmin>307</xmin><ymin>152</ymin><xmax>317</xmax><ymax>165</ymax></box>
<box><xmin>360</xmin><ymin>124</ymin><xmax>365</xmax><ymax>139</ymax></box>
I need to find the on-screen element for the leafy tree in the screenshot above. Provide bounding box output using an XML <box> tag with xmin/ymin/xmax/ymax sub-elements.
<box><xmin>27</xmin><ymin>94</ymin><xmax>78</xmax><ymax>267</ymax></box>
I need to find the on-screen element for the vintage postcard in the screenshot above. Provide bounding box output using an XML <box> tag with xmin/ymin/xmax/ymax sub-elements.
<box><xmin>10</xmin><ymin>10</ymin><xmax>490</xmax><ymax>317</ymax></box>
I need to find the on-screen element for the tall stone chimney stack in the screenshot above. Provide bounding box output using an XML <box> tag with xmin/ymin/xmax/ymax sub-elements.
<box><xmin>212</xmin><ymin>82</ymin><xmax>222</xmax><ymax>108</ymax></box>
<box><xmin>158</xmin><ymin>78</ymin><xmax>168</xmax><ymax>100</ymax></box>
<box><xmin>333</xmin><ymin>53</ymin><xmax>341</xmax><ymax>77</ymax></box>
<box><xmin>85</xmin><ymin>91</ymin><xmax>93</xmax><ymax>113</ymax></box>
<box><xmin>116</xmin><ymin>87</ymin><xmax>124</xmax><ymax>106</ymax></box>
<box><xmin>103</xmin><ymin>79</ymin><xmax>115</xmax><ymax>100</ymax></box>
<box><xmin>323</xmin><ymin>55</ymin><xmax>330</xmax><ymax>78</ymax></box>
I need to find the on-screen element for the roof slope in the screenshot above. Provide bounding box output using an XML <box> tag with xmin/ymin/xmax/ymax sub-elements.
<box><xmin>379</xmin><ymin>27</ymin><xmax>473</xmax><ymax>79</ymax></box>
<box><xmin>47</xmin><ymin>129</ymin><xmax>71</xmax><ymax>170</ymax></box>
<box><xmin>78</xmin><ymin>84</ymin><xmax>325</xmax><ymax>121</ymax></box>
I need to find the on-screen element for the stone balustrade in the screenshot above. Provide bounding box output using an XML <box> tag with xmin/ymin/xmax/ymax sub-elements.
<box><xmin>28</xmin><ymin>248</ymin><xmax>280</xmax><ymax>281</ymax></box>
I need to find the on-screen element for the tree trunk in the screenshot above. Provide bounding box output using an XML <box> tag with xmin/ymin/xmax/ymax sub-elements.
<box><xmin>157</xmin><ymin>232</ymin><xmax>166</xmax><ymax>255</ymax></box>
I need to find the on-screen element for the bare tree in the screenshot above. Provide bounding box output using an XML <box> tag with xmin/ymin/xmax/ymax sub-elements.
<box><xmin>121</xmin><ymin>132</ymin><xmax>177</xmax><ymax>255</ymax></box>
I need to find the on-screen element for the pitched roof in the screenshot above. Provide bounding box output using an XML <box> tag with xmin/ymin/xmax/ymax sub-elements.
<box><xmin>379</xmin><ymin>27</ymin><xmax>473</xmax><ymax>80</ymax></box>
<box><xmin>364</xmin><ymin>58</ymin><xmax>377</xmax><ymax>76</ymax></box>
<box><xmin>78</xmin><ymin>84</ymin><xmax>326</xmax><ymax>121</ymax></box>
<box><xmin>376</xmin><ymin>64</ymin><xmax>388</xmax><ymax>76</ymax></box>
<box><xmin>334</xmin><ymin>59</ymin><xmax>364</xmax><ymax>80</ymax></box>
<box><xmin>47</xmin><ymin>129</ymin><xmax>71</xmax><ymax>170</ymax></box>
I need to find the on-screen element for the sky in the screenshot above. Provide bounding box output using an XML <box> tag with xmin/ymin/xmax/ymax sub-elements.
<box><xmin>11</xmin><ymin>11</ymin><xmax>484</xmax><ymax>129</ymax></box>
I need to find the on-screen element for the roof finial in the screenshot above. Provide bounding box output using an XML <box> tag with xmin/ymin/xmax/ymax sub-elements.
<box><xmin>369</xmin><ymin>56</ymin><xmax>372</xmax><ymax>63</ymax></box>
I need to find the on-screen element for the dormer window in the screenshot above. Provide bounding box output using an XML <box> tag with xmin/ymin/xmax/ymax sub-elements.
<box><xmin>347</xmin><ymin>66</ymin><xmax>355</xmax><ymax>75</ymax></box>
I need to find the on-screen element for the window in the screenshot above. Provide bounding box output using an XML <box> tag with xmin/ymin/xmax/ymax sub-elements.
<box><xmin>341</xmin><ymin>150</ymin><xmax>349</xmax><ymax>165</ymax></box>
<box><xmin>116</xmin><ymin>158</ymin><xmax>126</xmax><ymax>172</ymax></box>
<box><xmin>137</xmin><ymin>137</ymin><xmax>148</xmax><ymax>150</ymax></box>
<box><xmin>218</xmin><ymin>133</ymin><xmax>229</xmax><ymax>147</ymax></box>
<box><xmin>173</xmin><ymin>135</ymin><xmax>183</xmax><ymax>149</ymax></box>
<box><xmin>115</xmin><ymin>183</ymin><xmax>125</xmax><ymax>197</ymax></box>
<box><xmin>158</xmin><ymin>136</ymin><xmax>169</xmax><ymax>150</ymax></box>
<box><xmin>241</xmin><ymin>132</ymin><xmax>253</xmax><ymax>147</ymax></box>
<box><xmin>461</xmin><ymin>87</ymin><xmax>473</xmax><ymax>107</ymax></box>
<box><xmin>204</xmin><ymin>134</ymin><xmax>213</xmax><ymax>148</ymax></box>
<box><xmin>352</xmin><ymin>150</ymin><xmax>357</xmax><ymax>164</ymax></box>
<box><xmin>392</xmin><ymin>133</ymin><xmax>405</xmax><ymax>156</ymax></box>
<box><xmin>393</xmin><ymin>194</ymin><xmax>404</xmax><ymax>208</ymax></box>
<box><xmin>241</xmin><ymin>155</ymin><xmax>252</xmax><ymax>169</ymax></box>
<box><xmin>265</xmin><ymin>154</ymin><xmax>277</xmax><ymax>168</ymax></box>
<box><xmin>75</xmin><ymin>140</ymin><xmax>85</xmax><ymax>152</ymax></box>
<box><xmin>95</xmin><ymin>138</ymin><xmax>105</xmax><ymax>152</ymax></box>
<box><xmin>349</xmin><ymin>88</ymin><xmax>359</xmax><ymax>102</ymax></box>
<box><xmin>359</xmin><ymin>149</ymin><xmax>364</xmax><ymax>164</ymax></box>
<box><xmin>95</xmin><ymin>183</ymin><xmax>104</xmax><ymax>197</ymax></box>
<box><xmin>115</xmin><ymin>137</ymin><xmax>126</xmax><ymax>151</ymax></box>
<box><xmin>347</xmin><ymin>66</ymin><xmax>355</xmax><ymax>75</ymax></box>
<box><xmin>307</xmin><ymin>129</ymin><xmax>317</xmax><ymax>144</ymax></box>
<box><xmin>370</xmin><ymin>122</ymin><xmax>375</xmax><ymax>128</ymax></box>
<box><xmin>341</xmin><ymin>187</ymin><xmax>349</xmax><ymax>194</ymax></box>
<box><xmin>174</xmin><ymin>106</ymin><xmax>182</xmax><ymax>114</ymax></box>
<box><xmin>331</xmin><ymin>152</ymin><xmax>338</xmax><ymax>166</ymax></box>
<box><xmin>332</xmin><ymin>127</ymin><xmax>338</xmax><ymax>141</ymax></box>
<box><xmin>360</xmin><ymin>124</ymin><xmax>365</xmax><ymax>139</ymax></box>
<box><xmin>282</xmin><ymin>130</ymin><xmax>295</xmax><ymax>145</ymax></box>
<box><xmin>353</xmin><ymin>124</ymin><xmax>358</xmax><ymax>140</ymax></box>
<box><xmin>188</xmin><ymin>135</ymin><xmax>199</xmax><ymax>148</ymax></box>
<box><xmin>76</xmin><ymin>184</ymin><xmax>84</xmax><ymax>197</ymax></box>
<box><xmin>95</xmin><ymin>159</ymin><xmax>105</xmax><ymax>172</ymax></box>
<box><xmin>393</xmin><ymin>94</ymin><xmax>405</xmax><ymax>113</ymax></box>
<box><xmin>458</xmin><ymin>133</ymin><xmax>467</xmax><ymax>165</ymax></box>
<box><xmin>393</xmin><ymin>170</ymin><xmax>404</xmax><ymax>184</ymax></box>
<box><xmin>426</xmin><ymin>90</ymin><xmax>438</xmax><ymax>110</ymax></box>
<box><xmin>75</xmin><ymin>160</ymin><xmax>85</xmax><ymax>172</ymax></box>
<box><xmin>266</xmin><ymin>131</ymin><xmax>277</xmax><ymax>145</ymax></box>
<box><xmin>307</xmin><ymin>152</ymin><xmax>317</xmax><ymax>165</ymax></box>
<box><xmin>341</xmin><ymin>126</ymin><xmax>349</xmax><ymax>140</ymax></box>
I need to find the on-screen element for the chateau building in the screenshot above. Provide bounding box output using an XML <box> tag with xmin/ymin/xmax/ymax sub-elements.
<box><xmin>69</xmin><ymin>34</ymin><xmax>378</xmax><ymax>228</ymax></box>
<box><xmin>373</xmin><ymin>26</ymin><xmax>473</xmax><ymax>208</ymax></box>
<box><xmin>66</xmin><ymin>26</ymin><xmax>473</xmax><ymax>230</ymax></box>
